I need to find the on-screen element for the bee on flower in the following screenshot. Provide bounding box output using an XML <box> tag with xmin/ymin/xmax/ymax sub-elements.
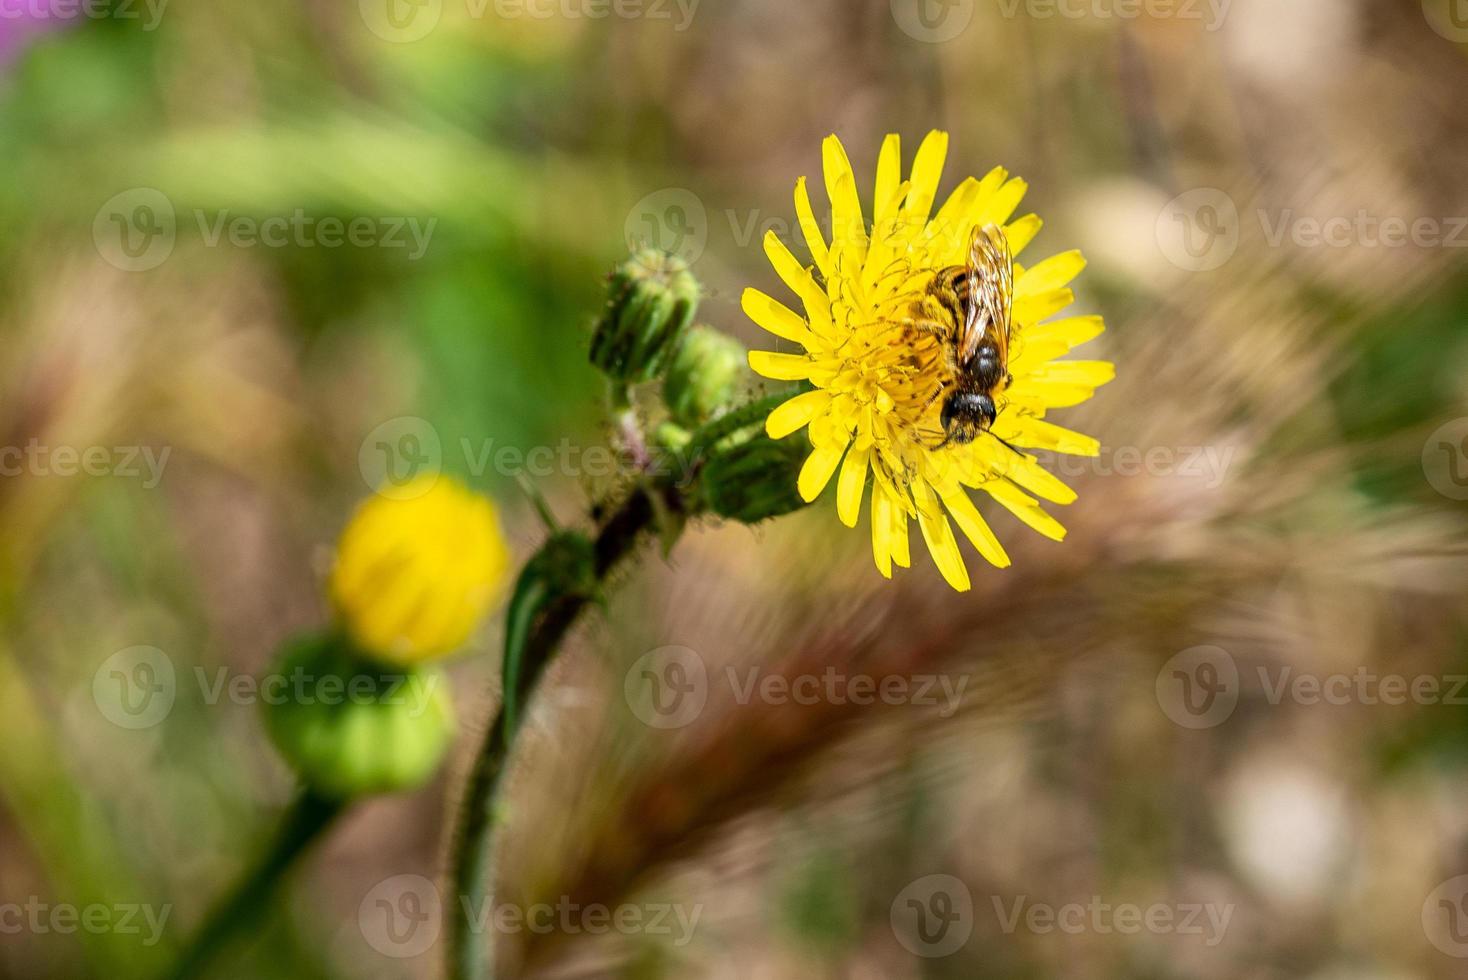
<box><xmin>746</xmin><ymin>131</ymin><xmax>1114</xmax><ymax>591</ymax></box>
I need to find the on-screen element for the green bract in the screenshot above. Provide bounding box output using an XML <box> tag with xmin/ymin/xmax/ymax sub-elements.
<box><xmin>664</xmin><ymin>325</ymin><xmax>748</xmax><ymax>427</ymax></box>
<box><xmin>589</xmin><ymin>249</ymin><xmax>700</xmax><ymax>383</ymax></box>
<box><xmin>263</xmin><ymin>633</ymin><xmax>455</xmax><ymax>798</ymax></box>
<box><xmin>702</xmin><ymin>432</ymin><xmax>808</xmax><ymax>524</ymax></box>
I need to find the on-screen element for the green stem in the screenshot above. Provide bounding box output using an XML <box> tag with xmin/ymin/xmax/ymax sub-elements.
<box><xmin>447</xmin><ymin>481</ymin><xmax>672</xmax><ymax>980</ymax></box>
<box><xmin>164</xmin><ymin>788</ymin><xmax>346</xmax><ymax>980</ymax></box>
<box><xmin>445</xmin><ymin>387</ymin><xmax>801</xmax><ymax>980</ymax></box>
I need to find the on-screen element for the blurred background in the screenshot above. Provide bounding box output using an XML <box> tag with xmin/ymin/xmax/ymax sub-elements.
<box><xmin>3</xmin><ymin>0</ymin><xmax>1468</xmax><ymax>977</ymax></box>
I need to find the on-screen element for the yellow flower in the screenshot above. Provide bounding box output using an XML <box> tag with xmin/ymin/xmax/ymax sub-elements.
<box><xmin>330</xmin><ymin>476</ymin><xmax>511</xmax><ymax>664</ymax></box>
<box><xmin>745</xmin><ymin>131</ymin><xmax>1114</xmax><ymax>591</ymax></box>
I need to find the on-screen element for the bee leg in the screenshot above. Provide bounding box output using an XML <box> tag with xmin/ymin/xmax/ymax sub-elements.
<box><xmin>920</xmin><ymin>382</ymin><xmax>947</xmax><ymax>414</ymax></box>
<box><xmin>985</xmin><ymin>429</ymin><xmax>1033</xmax><ymax>460</ymax></box>
<box><xmin>891</xmin><ymin>316</ymin><xmax>951</xmax><ymax>342</ymax></box>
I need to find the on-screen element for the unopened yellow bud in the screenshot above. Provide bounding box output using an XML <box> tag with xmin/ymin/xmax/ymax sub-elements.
<box><xmin>330</xmin><ymin>476</ymin><xmax>510</xmax><ymax>665</ymax></box>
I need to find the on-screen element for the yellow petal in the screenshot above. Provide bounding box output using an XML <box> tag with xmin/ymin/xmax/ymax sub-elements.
<box><xmin>748</xmin><ymin>350</ymin><xmax>814</xmax><ymax>381</ymax></box>
<box><xmin>939</xmin><ymin>484</ymin><xmax>1011</xmax><ymax>568</ymax></box>
<box><xmin>929</xmin><ymin>176</ymin><xmax>980</xmax><ymax>259</ymax></box>
<box><xmin>798</xmin><ymin>442</ymin><xmax>847</xmax><ymax>502</ymax></box>
<box><xmin>1013</xmin><ymin>287</ymin><xmax>1074</xmax><ymax>324</ymax></box>
<box><xmin>1023</xmin><ymin>360</ymin><xmax>1116</xmax><ymax>388</ymax></box>
<box><xmin>766</xmin><ymin>389</ymin><xmax>830</xmax><ymax>439</ymax></box>
<box><xmin>742</xmin><ymin>288</ymin><xmax>814</xmax><ymax>347</ymax></box>
<box><xmin>901</xmin><ymin>130</ymin><xmax>949</xmax><ymax>230</ymax></box>
<box><xmin>1020</xmin><ymin>382</ymin><xmax>1105</xmax><ymax>408</ymax></box>
<box><xmin>1028</xmin><ymin>314</ymin><xmax>1105</xmax><ymax>351</ymax></box>
<box><xmin>974</xmin><ymin>177</ymin><xmax>1028</xmax><ymax>228</ymax></box>
<box><xmin>836</xmin><ymin>446</ymin><xmax>870</xmax><ymax>528</ymax></box>
<box><xmin>944</xmin><ymin>166</ymin><xmax>1007</xmax><ymax>247</ymax></box>
<box><xmin>873</xmin><ymin>134</ymin><xmax>902</xmax><ymax>228</ymax></box>
<box><xmin>1005</xmin><ymin>213</ymin><xmax>1043</xmax><ymax>256</ymax></box>
<box><xmin>823</xmin><ymin>135</ymin><xmax>868</xmax><ymax>264</ymax></box>
<box><xmin>794</xmin><ymin>177</ymin><xmax>831</xmax><ymax>279</ymax></box>
<box><xmin>995</xmin><ymin>417</ymin><xmax>1100</xmax><ymax>457</ymax></box>
<box><xmin>983</xmin><ymin>480</ymin><xmax>1068</xmax><ymax>541</ymax></box>
<box><xmin>1018</xmin><ymin>250</ymin><xmax>1087</xmax><ymax>295</ymax></box>
<box><xmin>764</xmin><ymin>231</ymin><xmax>832</xmax><ymax>333</ymax></box>
<box><xmin>913</xmin><ymin>480</ymin><xmax>970</xmax><ymax>591</ymax></box>
<box><xmin>871</xmin><ymin>487</ymin><xmax>895</xmax><ymax>577</ymax></box>
<box><xmin>890</xmin><ymin>502</ymin><xmax>911</xmax><ymax>568</ymax></box>
<box><xmin>1009</xmin><ymin>335</ymin><xmax>1071</xmax><ymax>375</ymax></box>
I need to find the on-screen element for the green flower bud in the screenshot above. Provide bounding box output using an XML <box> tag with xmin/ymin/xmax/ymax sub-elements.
<box><xmin>701</xmin><ymin>432</ymin><xmax>810</xmax><ymax>524</ymax></box>
<box><xmin>263</xmin><ymin>633</ymin><xmax>455</xmax><ymax>799</ymax></box>
<box><xmin>590</xmin><ymin>249</ymin><xmax>700</xmax><ymax>383</ymax></box>
<box><xmin>663</xmin><ymin>326</ymin><xmax>748</xmax><ymax>427</ymax></box>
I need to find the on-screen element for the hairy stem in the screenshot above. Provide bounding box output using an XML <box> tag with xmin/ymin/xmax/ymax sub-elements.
<box><xmin>446</xmin><ymin>482</ymin><xmax>673</xmax><ymax>980</ymax></box>
<box><xmin>445</xmin><ymin>386</ymin><xmax>799</xmax><ymax>980</ymax></box>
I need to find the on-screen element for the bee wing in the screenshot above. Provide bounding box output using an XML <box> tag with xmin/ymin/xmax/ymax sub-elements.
<box><xmin>957</xmin><ymin>223</ymin><xmax>1014</xmax><ymax>367</ymax></box>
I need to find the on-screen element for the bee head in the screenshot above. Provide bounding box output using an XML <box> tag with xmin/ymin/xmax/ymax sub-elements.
<box><xmin>939</xmin><ymin>391</ymin><xmax>997</xmax><ymax>446</ymax></box>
